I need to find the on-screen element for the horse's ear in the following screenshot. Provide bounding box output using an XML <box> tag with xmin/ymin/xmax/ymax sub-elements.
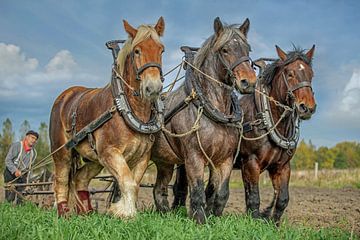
<box><xmin>239</xmin><ymin>18</ymin><xmax>250</xmax><ymax>37</ymax></box>
<box><xmin>214</xmin><ymin>17</ymin><xmax>224</xmax><ymax>37</ymax></box>
<box><xmin>123</xmin><ymin>20</ymin><xmax>137</xmax><ymax>39</ymax></box>
<box><xmin>276</xmin><ymin>45</ymin><xmax>287</xmax><ymax>61</ymax></box>
<box><xmin>306</xmin><ymin>45</ymin><xmax>315</xmax><ymax>61</ymax></box>
<box><xmin>154</xmin><ymin>16</ymin><xmax>165</xmax><ymax>36</ymax></box>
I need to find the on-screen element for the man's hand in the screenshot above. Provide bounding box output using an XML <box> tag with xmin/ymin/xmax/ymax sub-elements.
<box><xmin>14</xmin><ymin>169</ymin><xmax>21</xmax><ymax>177</ymax></box>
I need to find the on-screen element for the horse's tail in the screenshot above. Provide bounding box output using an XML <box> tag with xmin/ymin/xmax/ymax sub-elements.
<box><xmin>67</xmin><ymin>149</ymin><xmax>85</xmax><ymax>212</ymax></box>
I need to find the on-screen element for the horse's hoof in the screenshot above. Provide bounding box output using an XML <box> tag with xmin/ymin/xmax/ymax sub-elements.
<box><xmin>57</xmin><ymin>201</ymin><xmax>70</xmax><ymax>217</ymax></box>
<box><xmin>76</xmin><ymin>191</ymin><xmax>93</xmax><ymax>214</ymax></box>
<box><xmin>191</xmin><ymin>209</ymin><xmax>206</xmax><ymax>224</ymax></box>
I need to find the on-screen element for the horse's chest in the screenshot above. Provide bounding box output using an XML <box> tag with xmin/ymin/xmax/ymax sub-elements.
<box><xmin>123</xmin><ymin>136</ymin><xmax>153</xmax><ymax>163</ymax></box>
<box><xmin>207</xmin><ymin>126</ymin><xmax>238</xmax><ymax>159</ymax></box>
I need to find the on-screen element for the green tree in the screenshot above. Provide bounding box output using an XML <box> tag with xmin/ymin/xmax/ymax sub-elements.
<box><xmin>19</xmin><ymin>120</ymin><xmax>31</xmax><ymax>140</ymax></box>
<box><xmin>332</xmin><ymin>141</ymin><xmax>360</xmax><ymax>169</ymax></box>
<box><xmin>0</xmin><ymin>118</ymin><xmax>15</xmax><ymax>172</ymax></box>
<box><xmin>316</xmin><ymin>146</ymin><xmax>336</xmax><ymax>169</ymax></box>
<box><xmin>291</xmin><ymin>139</ymin><xmax>317</xmax><ymax>170</ymax></box>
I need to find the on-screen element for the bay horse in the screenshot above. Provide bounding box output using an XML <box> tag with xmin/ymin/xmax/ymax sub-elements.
<box><xmin>236</xmin><ymin>45</ymin><xmax>316</xmax><ymax>225</ymax></box>
<box><xmin>49</xmin><ymin>17</ymin><xmax>165</xmax><ymax>218</ymax></box>
<box><xmin>151</xmin><ymin>17</ymin><xmax>256</xmax><ymax>224</ymax></box>
<box><xmin>172</xmin><ymin>45</ymin><xmax>316</xmax><ymax>225</ymax></box>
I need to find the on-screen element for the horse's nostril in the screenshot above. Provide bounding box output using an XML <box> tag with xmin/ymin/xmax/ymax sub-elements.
<box><xmin>309</xmin><ymin>104</ymin><xmax>317</xmax><ymax>114</ymax></box>
<box><xmin>299</xmin><ymin>103</ymin><xmax>308</xmax><ymax>113</ymax></box>
<box><xmin>240</xmin><ymin>79</ymin><xmax>249</xmax><ymax>88</ymax></box>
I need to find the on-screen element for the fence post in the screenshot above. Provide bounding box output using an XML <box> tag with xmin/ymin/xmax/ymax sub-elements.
<box><xmin>314</xmin><ymin>162</ymin><xmax>318</xmax><ymax>180</ymax></box>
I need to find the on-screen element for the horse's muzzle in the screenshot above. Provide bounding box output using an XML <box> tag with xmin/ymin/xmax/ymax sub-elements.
<box><xmin>141</xmin><ymin>79</ymin><xmax>162</xmax><ymax>101</ymax></box>
<box><xmin>237</xmin><ymin>79</ymin><xmax>255</xmax><ymax>94</ymax></box>
<box><xmin>297</xmin><ymin>103</ymin><xmax>316</xmax><ymax>120</ymax></box>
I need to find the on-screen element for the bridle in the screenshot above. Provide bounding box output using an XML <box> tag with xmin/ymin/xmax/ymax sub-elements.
<box><xmin>280</xmin><ymin>63</ymin><xmax>313</xmax><ymax>105</ymax></box>
<box><xmin>218</xmin><ymin>53</ymin><xmax>252</xmax><ymax>87</ymax></box>
<box><xmin>130</xmin><ymin>51</ymin><xmax>164</xmax><ymax>82</ymax></box>
<box><xmin>216</xmin><ymin>37</ymin><xmax>253</xmax><ymax>89</ymax></box>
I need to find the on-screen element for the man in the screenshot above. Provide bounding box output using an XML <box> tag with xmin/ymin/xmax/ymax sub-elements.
<box><xmin>4</xmin><ymin>130</ymin><xmax>38</xmax><ymax>204</ymax></box>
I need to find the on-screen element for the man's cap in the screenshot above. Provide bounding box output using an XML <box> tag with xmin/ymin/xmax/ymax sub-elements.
<box><xmin>26</xmin><ymin>130</ymin><xmax>39</xmax><ymax>139</ymax></box>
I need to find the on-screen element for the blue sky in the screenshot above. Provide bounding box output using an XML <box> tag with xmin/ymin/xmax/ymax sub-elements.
<box><xmin>0</xmin><ymin>0</ymin><xmax>359</xmax><ymax>147</ymax></box>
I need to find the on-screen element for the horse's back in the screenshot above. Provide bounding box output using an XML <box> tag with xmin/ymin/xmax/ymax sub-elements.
<box><xmin>49</xmin><ymin>86</ymin><xmax>91</xmax><ymax>148</ymax></box>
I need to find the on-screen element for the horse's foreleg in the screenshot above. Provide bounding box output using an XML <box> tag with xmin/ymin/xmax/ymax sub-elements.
<box><xmin>74</xmin><ymin>161</ymin><xmax>103</xmax><ymax>214</ymax></box>
<box><xmin>205</xmin><ymin>166</ymin><xmax>219</xmax><ymax>215</ymax></box>
<box><xmin>267</xmin><ymin>162</ymin><xmax>290</xmax><ymax>226</ymax></box>
<box><xmin>212</xmin><ymin>157</ymin><xmax>233</xmax><ymax>216</ymax></box>
<box><xmin>241</xmin><ymin>155</ymin><xmax>261</xmax><ymax>218</ymax></box>
<box><xmin>172</xmin><ymin>164</ymin><xmax>188</xmax><ymax>209</ymax></box>
<box><xmin>153</xmin><ymin>161</ymin><xmax>174</xmax><ymax>212</ymax></box>
<box><xmin>100</xmin><ymin>148</ymin><xmax>138</xmax><ymax>219</ymax></box>
<box><xmin>185</xmin><ymin>154</ymin><xmax>206</xmax><ymax>224</ymax></box>
<box><xmin>53</xmin><ymin>149</ymin><xmax>71</xmax><ymax>217</ymax></box>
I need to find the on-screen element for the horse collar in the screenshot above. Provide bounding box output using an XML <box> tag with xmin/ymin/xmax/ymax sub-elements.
<box><xmin>111</xmin><ymin>69</ymin><xmax>164</xmax><ymax>134</ymax></box>
<box><xmin>184</xmin><ymin>66</ymin><xmax>243</xmax><ymax>124</ymax></box>
<box><xmin>254</xmin><ymin>81</ymin><xmax>300</xmax><ymax>150</ymax></box>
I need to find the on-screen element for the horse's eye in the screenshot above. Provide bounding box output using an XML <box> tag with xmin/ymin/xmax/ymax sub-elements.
<box><xmin>134</xmin><ymin>49</ymin><xmax>141</xmax><ymax>55</ymax></box>
<box><xmin>222</xmin><ymin>48</ymin><xmax>228</xmax><ymax>54</ymax></box>
<box><xmin>288</xmin><ymin>70</ymin><xmax>295</xmax><ymax>78</ymax></box>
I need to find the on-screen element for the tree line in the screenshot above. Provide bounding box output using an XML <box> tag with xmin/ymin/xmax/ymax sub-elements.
<box><xmin>1</xmin><ymin>118</ymin><xmax>359</xmax><ymax>172</ymax></box>
<box><xmin>291</xmin><ymin>139</ymin><xmax>360</xmax><ymax>170</ymax></box>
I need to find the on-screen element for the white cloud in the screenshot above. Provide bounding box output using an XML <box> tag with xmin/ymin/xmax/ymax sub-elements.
<box><xmin>341</xmin><ymin>69</ymin><xmax>360</xmax><ymax>114</ymax></box>
<box><xmin>0</xmin><ymin>43</ymin><xmax>38</xmax><ymax>76</ymax></box>
<box><xmin>0</xmin><ymin>43</ymin><xmax>82</xmax><ymax>97</ymax></box>
<box><xmin>45</xmin><ymin>50</ymin><xmax>77</xmax><ymax>74</ymax></box>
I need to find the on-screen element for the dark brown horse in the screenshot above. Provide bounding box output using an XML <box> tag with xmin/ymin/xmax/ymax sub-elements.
<box><xmin>49</xmin><ymin>17</ymin><xmax>165</xmax><ymax>218</ymax></box>
<box><xmin>151</xmin><ymin>17</ymin><xmax>256</xmax><ymax>224</ymax></box>
<box><xmin>172</xmin><ymin>45</ymin><xmax>316</xmax><ymax>225</ymax></box>
<box><xmin>236</xmin><ymin>45</ymin><xmax>316</xmax><ymax>225</ymax></box>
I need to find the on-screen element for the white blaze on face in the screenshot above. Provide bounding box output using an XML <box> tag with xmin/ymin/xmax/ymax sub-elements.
<box><xmin>299</xmin><ymin>64</ymin><xmax>305</xmax><ymax>71</ymax></box>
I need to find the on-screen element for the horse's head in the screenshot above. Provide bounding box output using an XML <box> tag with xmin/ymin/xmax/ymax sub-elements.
<box><xmin>275</xmin><ymin>45</ymin><xmax>316</xmax><ymax>120</ymax></box>
<box><xmin>209</xmin><ymin>17</ymin><xmax>256</xmax><ymax>94</ymax></box>
<box><xmin>118</xmin><ymin>17</ymin><xmax>165</xmax><ymax>101</ymax></box>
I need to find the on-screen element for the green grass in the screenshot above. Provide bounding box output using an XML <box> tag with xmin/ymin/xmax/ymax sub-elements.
<box><xmin>0</xmin><ymin>203</ymin><xmax>355</xmax><ymax>240</ymax></box>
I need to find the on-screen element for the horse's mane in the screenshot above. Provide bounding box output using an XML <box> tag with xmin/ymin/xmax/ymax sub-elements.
<box><xmin>261</xmin><ymin>47</ymin><xmax>313</xmax><ymax>86</ymax></box>
<box><xmin>116</xmin><ymin>25</ymin><xmax>162</xmax><ymax>75</ymax></box>
<box><xmin>194</xmin><ymin>24</ymin><xmax>251</xmax><ymax>69</ymax></box>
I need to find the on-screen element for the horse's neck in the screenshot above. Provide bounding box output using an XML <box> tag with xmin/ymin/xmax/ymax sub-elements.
<box><xmin>197</xmin><ymin>61</ymin><xmax>232</xmax><ymax>114</ymax></box>
<box><xmin>123</xmin><ymin>64</ymin><xmax>152</xmax><ymax>123</ymax></box>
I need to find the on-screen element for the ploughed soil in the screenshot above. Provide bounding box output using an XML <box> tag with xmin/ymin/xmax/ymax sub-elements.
<box><xmin>1</xmin><ymin>183</ymin><xmax>359</xmax><ymax>235</ymax></box>
<box><xmin>136</xmin><ymin>186</ymin><xmax>360</xmax><ymax>235</ymax></box>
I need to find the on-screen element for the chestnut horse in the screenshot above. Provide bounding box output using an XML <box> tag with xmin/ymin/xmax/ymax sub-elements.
<box><xmin>151</xmin><ymin>17</ymin><xmax>256</xmax><ymax>224</ymax></box>
<box><xmin>49</xmin><ymin>17</ymin><xmax>165</xmax><ymax>218</ymax></box>
<box><xmin>236</xmin><ymin>45</ymin><xmax>316</xmax><ymax>225</ymax></box>
<box><xmin>172</xmin><ymin>46</ymin><xmax>316</xmax><ymax>225</ymax></box>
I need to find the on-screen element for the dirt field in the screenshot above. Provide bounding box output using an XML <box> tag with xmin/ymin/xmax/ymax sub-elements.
<box><xmin>1</xmin><ymin>179</ymin><xmax>359</xmax><ymax>235</ymax></box>
<box><xmin>136</xmin><ymin>186</ymin><xmax>360</xmax><ymax>235</ymax></box>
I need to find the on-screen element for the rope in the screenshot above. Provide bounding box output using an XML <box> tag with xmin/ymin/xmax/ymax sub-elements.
<box><xmin>254</xmin><ymin>88</ymin><xmax>293</xmax><ymax>112</ymax></box>
<box><xmin>112</xmin><ymin>67</ymin><xmax>137</xmax><ymax>93</ymax></box>
<box><xmin>165</xmin><ymin>61</ymin><xmax>184</xmax><ymax>93</ymax></box>
<box><xmin>240</xmin><ymin>109</ymin><xmax>290</xmax><ymax>141</ymax></box>
<box><xmin>196</xmin><ymin>128</ymin><xmax>216</xmax><ymax>170</ymax></box>
<box><xmin>161</xmin><ymin>106</ymin><xmax>203</xmax><ymax>138</ymax></box>
<box><xmin>163</xmin><ymin>62</ymin><xmax>183</xmax><ymax>77</ymax></box>
<box><xmin>183</xmin><ymin>59</ymin><xmax>234</xmax><ymax>91</ymax></box>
